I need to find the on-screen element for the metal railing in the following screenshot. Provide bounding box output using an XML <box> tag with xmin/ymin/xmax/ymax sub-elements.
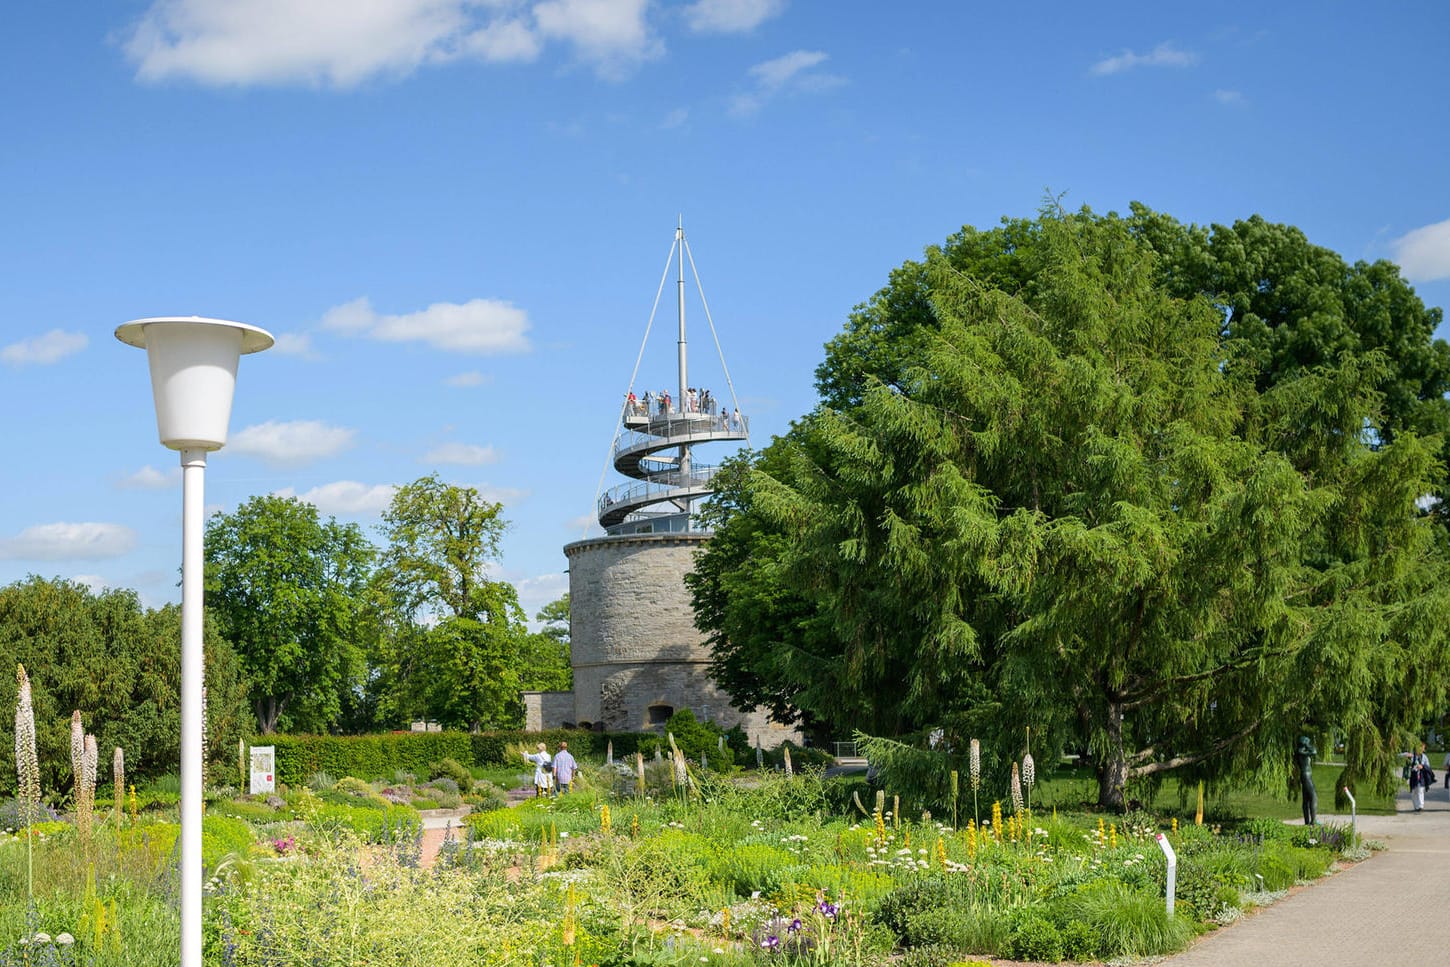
<box><xmin>599</xmin><ymin>464</ymin><xmax>721</xmax><ymax>516</ymax></box>
<box><xmin>615</xmin><ymin>413</ymin><xmax>749</xmax><ymax>474</ymax></box>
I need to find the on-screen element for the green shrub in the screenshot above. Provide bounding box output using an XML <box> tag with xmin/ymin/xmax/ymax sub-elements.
<box><xmin>903</xmin><ymin>907</ymin><xmax>973</xmax><ymax>950</ymax></box>
<box><xmin>1058</xmin><ymin>920</ymin><xmax>1098</xmax><ymax>961</ymax></box>
<box><xmin>876</xmin><ymin>878</ymin><xmax>954</xmax><ymax>939</ymax></box>
<box><xmin>430</xmin><ymin>758</ymin><xmax>473</xmax><ymax>789</ymax></box>
<box><xmin>1004</xmin><ymin>912</ymin><xmax>1063</xmax><ymax>963</ymax></box>
<box><xmin>411</xmin><ymin>798</ymin><xmax>441</xmax><ymax>810</ymax></box>
<box><xmin>467</xmin><ymin>780</ymin><xmax>509</xmax><ymax>813</ymax></box>
<box><xmin>202</xmin><ymin>814</ymin><xmax>257</xmax><ymax>869</ymax></box>
<box><xmin>710</xmin><ymin>842</ymin><xmax>795</xmax><ymax>898</ymax></box>
<box><xmin>1175</xmin><ymin>849</ymin><xmax>1251</xmax><ymax>920</ymax></box>
<box><xmin>333</xmin><ymin>776</ymin><xmax>376</xmax><ymax>797</ymax></box>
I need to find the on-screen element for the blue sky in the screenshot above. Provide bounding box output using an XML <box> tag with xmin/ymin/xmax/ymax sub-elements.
<box><xmin>3</xmin><ymin>1</ymin><xmax>1449</xmax><ymax>623</ymax></box>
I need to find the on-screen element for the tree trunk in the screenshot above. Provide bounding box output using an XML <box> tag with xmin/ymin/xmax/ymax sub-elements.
<box><xmin>257</xmin><ymin>697</ymin><xmax>282</xmax><ymax>735</ymax></box>
<box><xmin>1096</xmin><ymin>698</ymin><xmax>1128</xmax><ymax>811</ymax></box>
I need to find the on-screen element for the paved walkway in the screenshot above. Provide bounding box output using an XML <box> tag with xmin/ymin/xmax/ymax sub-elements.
<box><xmin>1162</xmin><ymin>782</ymin><xmax>1450</xmax><ymax>966</ymax></box>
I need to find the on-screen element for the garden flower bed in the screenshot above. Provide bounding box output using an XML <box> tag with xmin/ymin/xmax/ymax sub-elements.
<box><xmin>2</xmin><ymin>764</ymin><xmax>1366</xmax><ymax>965</ymax></box>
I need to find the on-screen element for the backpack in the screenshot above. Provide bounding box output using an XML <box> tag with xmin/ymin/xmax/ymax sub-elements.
<box><xmin>542</xmin><ymin>760</ymin><xmax>554</xmax><ymax>774</ymax></box>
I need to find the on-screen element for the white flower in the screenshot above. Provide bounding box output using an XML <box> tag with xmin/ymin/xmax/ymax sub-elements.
<box><xmin>56</xmin><ymin>934</ymin><xmax>74</xmax><ymax>946</ymax></box>
<box><xmin>34</xmin><ymin>932</ymin><xmax>51</xmax><ymax>944</ymax></box>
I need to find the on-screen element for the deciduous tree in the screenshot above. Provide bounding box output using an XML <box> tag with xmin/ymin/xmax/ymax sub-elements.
<box><xmin>204</xmin><ymin>495</ymin><xmax>375</xmax><ymax>734</ymax></box>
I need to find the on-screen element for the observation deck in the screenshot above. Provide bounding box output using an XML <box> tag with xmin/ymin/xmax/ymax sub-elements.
<box><xmin>599</xmin><ymin>406</ymin><xmax>749</xmax><ymax>529</ymax></box>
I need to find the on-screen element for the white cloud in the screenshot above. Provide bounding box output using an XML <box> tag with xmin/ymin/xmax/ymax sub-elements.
<box><xmin>424</xmin><ymin>442</ymin><xmax>499</xmax><ymax>465</ymax></box>
<box><xmin>509</xmin><ymin>570</ymin><xmax>569</xmax><ymax>626</ymax></box>
<box><xmin>0</xmin><ymin>523</ymin><xmax>137</xmax><ymax>561</ymax></box>
<box><xmin>534</xmin><ymin>0</ymin><xmax>659</xmax><ymax>78</ymax></box>
<box><xmin>1091</xmin><ymin>42</ymin><xmax>1198</xmax><ymax>76</ymax></box>
<box><xmin>229</xmin><ymin>419</ymin><xmax>357</xmax><ymax>464</ymax></box>
<box><xmin>660</xmin><ymin>107</ymin><xmax>689</xmax><ymax>129</ymax></box>
<box><xmin>274</xmin><ymin>480</ymin><xmax>398</xmax><ymax>515</ymax></box>
<box><xmin>118</xmin><ymin>465</ymin><xmax>180</xmax><ymax>489</ymax></box>
<box><xmin>1214</xmin><ymin>89</ymin><xmax>1242</xmax><ymax>104</ymax></box>
<box><xmin>444</xmin><ymin>370</ymin><xmax>490</xmax><ymax>387</ymax></box>
<box><xmin>683</xmin><ymin>0</ymin><xmax>785</xmax><ymax>34</ymax></box>
<box><xmin>271</xmin><ymin>332</ymin><xmax>318</xmax><ymax>357</ymax></box>
<box><xmin>566</xmin><ymin>511</ymin><xmax>603</xmax><ymax>537</ymax></box>
<box><xmin>70</xmin><ymin>574</ymin><xmax>112</xmax><ymax>594</ymax></box>
<box><xmin>462</xmin><ymin>16</ymin><xmax>542</xmax><ymax>62</ymax></box>
<box><xmin>1391</xmin><ymin>218</ymin><xmax>1450</xmax><ymax>282</ymax></box>
<box><xmin>322</xmin><ymin>296</ymin><xmax>532</xmax><ymax>354</ymax></box>
<box><xmin>124</xmin><ymin>0</ymin><xmax>661</xmax><ymax>87</ymax></box>
<box><xmin>729</xmin><ymin>49</ymin><xmax>841</xmax><ymax>117</ymax></box>
<box><xmin>1</xmin><ymin>329</ymin><xmax>88</xmax><ymax>366</ymax></box>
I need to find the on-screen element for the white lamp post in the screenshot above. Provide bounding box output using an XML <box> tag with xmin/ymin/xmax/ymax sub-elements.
<box><xmin>115</xmin><ymin>317</ymin><xmax>273</xmax><ymax>967</ymax></box>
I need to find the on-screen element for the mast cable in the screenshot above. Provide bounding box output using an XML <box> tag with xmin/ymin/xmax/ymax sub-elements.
<box><xmin>584</xmin><ymin>238</ymin><xmax>680</xmax><ymax>538</ymax></box>
<box><xmin>683</xmin><ymin>237</ymin><xmax>747</xmax><ymax>439</ymax></box>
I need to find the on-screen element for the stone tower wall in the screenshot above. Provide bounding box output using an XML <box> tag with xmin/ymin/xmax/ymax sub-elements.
<box><xmin>564</xmin><ymin>533</ymin><xmax>796</xmax><ymax>746</ymax></box>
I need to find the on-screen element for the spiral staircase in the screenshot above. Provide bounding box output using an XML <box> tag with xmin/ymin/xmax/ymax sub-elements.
<box><xmin>596</xmin><ymin>222</ymin><xmax>749</xmax><ymax>536</ymax></box>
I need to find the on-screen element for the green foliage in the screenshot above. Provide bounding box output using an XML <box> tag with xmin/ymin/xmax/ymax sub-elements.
<box><xmin>1050</xmin><ymin>878</ymin><xmax>1194</xmax><ymax>958</ymax></box>
<box><xmin>636</xmin><ymin>710</ymin><xmax>736</xmax><ymax>768</ymax></box>
<box><xmin>519</xmin><ymin>593</ymin><xmax>572</xmax><ymax>693</ymax></box>
<box><xmin>1253</xmin><ymin>842</ymin><xmax>1332</xmax><ymax>889</ymax></box>
<box><xmin>1057</xmin><ymin>920</ymin><xmax>1098</xmax><ymax>962</ymax></box>
<box><xmin>201</xmin><ymin>814</ymin><xmax>257</xmax><ymax>869</ymax></box>
<box><xmin>429</xmin><ymin>757</ymin><xmax>473</xmax><ymax>788</ymax></box>
<box><xmin>205</xmin><ymin>495</ymin><xmax>375</xmax><ymax>735</ymax></box>
<box><xmin>332</xmin><ymin>775</ymin><xmax>378</xmax><ymax>798</ymax></box>
<box><xmin>267</xmin><ymin>731</ymin><xmax>473</xmax><ymax>786</ymax></box>
<box><xmin>1003</xmin><ymin>911</ymin><xmax>1063</xmax><ymax>963</ymax></box>
<box><xmin>305</xmin><ymin>801</ymin><xmax>421</xmax><ymax>843</ymax></box>
<box><xmin>692</xmin><ymin>204</ymin><xmax>1450</xmax><ymax>810</ymax></box>
<box><xmin>901</xmin><ymin>907</ymin><xmax>974</xmax><ymax>950</ymax></box>
<box><xmin>0</xmin><ymin>577</ymin><xmax>249</xmax><ymax>795</ymax></box>
<box><xmin>710</xmin><ymin>842</ymin><xmax>796</xmax><ymax>898</ymax></box>
<box><xmin>262</xmin><ymin>729</ymin><xmax>644</xmax><ymax>786</ymax></box>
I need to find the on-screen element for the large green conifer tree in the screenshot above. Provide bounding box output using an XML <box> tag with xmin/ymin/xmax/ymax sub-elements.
<box><xmin>691</xmin><ymin>206</ymin><xmax>1450</xmax><ymax>808</ymax></box>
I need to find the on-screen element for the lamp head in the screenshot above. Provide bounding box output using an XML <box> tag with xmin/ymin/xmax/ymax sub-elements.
<box><xmin>115</xmin><ymin>316</ymin><xmax>274</xmax><ymax>451</ymax></box>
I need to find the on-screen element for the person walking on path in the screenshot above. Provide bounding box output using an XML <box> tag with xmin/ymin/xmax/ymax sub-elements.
<box><xmin>1442</xmin><ymin>747</ymin><xmax>1450</xmax><ymax>790</ymax></box>
<box><xmin>1406</xmin><ymin>742</ymin><xmax>1433</xmax><ymax>811</ymax></box>
<box><xmin>551</xmin><ymin>741</ymin><xmax>578</xmax><ymax>796</ymax></box>
<box><xmin>522</xmin><ymin>742</ymin><xmax>553</xmax><ymax>797</ymax></box>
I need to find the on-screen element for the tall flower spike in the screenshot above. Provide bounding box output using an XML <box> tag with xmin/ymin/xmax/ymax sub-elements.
<box><xmin>969</xmin><ymin>739</ymin><xmax>981</xmax><ymax>791</ymax></box>
<box><xmin>113</xmin><ymin>747</ymin><xmax>126</xmax><ymax>828</ymax></box>
<box><xmin>78</xmin><ymin>734</ymin><xmax>98</xmax><ymax>843</ymax></box>
<box><xmin>15</xmin><ymin>665</ymin><xmax>40</xmax><ymax>828</ymax></box>
<box><xmin>71</xmin><ymin>711</ymin><xmax>85</xmax><ymax>796</ymax></box>
<box><xmin>1010</xmin><ymin>761</ymin><xmax>1024</xmax><ymax>815</ymax></box>
<box><xmin>1022</xmin><ymin>753</ymin><xmax>1035</xmax><ymax>789</ymax></box>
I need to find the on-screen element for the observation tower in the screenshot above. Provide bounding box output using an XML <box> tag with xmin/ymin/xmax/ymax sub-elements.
<box><xmin>527</xmin><ymin>223</ymin><xmax>797</xmax><ymax>746</ymax></box>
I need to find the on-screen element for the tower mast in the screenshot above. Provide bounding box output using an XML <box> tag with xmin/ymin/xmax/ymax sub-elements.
<box><xmin>676</xmin><ymin>218</ymin><xmax>690</xmax><ymax>486</ymax></box>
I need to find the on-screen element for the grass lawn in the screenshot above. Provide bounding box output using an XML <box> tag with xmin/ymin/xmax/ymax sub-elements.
<box><xmin>1026</xmin><ymin>762</ymin><xmax>1397</xmax><ymax>819</ymax></box>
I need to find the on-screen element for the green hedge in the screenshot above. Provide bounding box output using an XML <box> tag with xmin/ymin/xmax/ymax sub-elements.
<box><xmin>255</xmin><ymin>730</ymin><xmax>647</xmax><ymax>786</ymax></box>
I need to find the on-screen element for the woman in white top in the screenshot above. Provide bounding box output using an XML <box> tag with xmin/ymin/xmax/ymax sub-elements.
<box><xmin>522</xmin><ymin>742</ymin><xmax>553</xmax><ymax>797</ymax></box>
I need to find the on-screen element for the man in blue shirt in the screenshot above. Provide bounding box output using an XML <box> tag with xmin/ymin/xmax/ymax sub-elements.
<box><xmin>552</xmin><ymin>741</ymin><xmax>578</xmax><ymax>795</ymax></box>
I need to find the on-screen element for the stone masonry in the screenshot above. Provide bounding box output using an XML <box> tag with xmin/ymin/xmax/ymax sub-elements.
<box><xmin>528</xmin><ymin>531</ymin><xmax>797</xmax><ymax>747</ymax></box>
